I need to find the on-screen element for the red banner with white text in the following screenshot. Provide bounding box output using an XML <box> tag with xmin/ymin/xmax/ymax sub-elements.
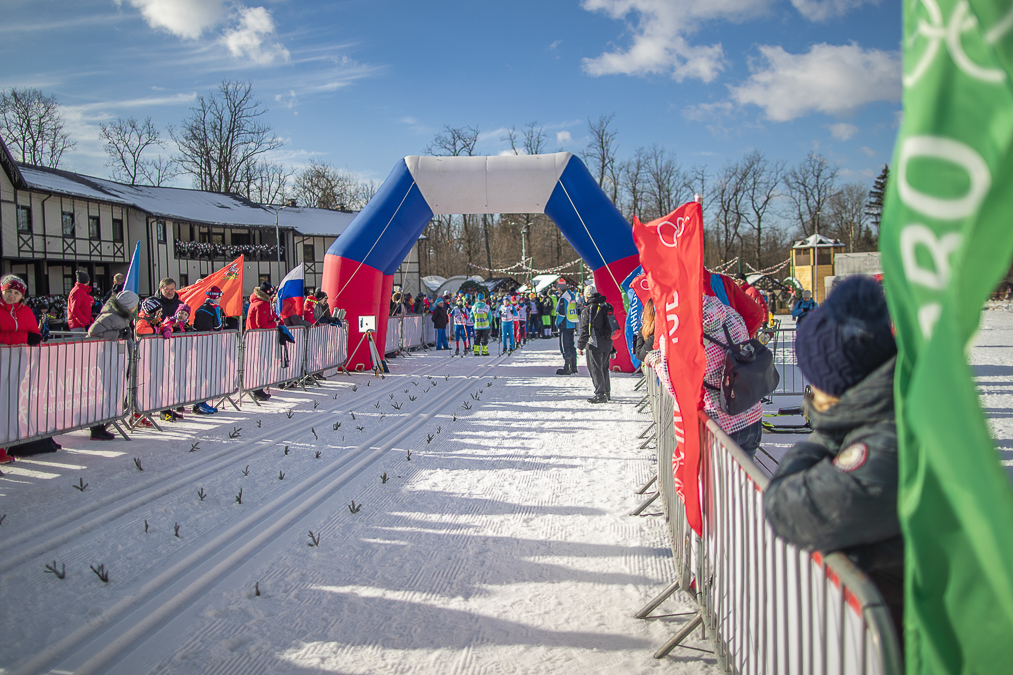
<box><xmin>633</xmin><ymin>203</ymin><xmax>705</xmax><ymax>534</ymax></box>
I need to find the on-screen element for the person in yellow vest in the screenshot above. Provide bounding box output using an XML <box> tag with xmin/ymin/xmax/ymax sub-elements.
<box><xmin>555</xmin><ymin>279</ymin><xmax>578</xmax><ymax>375</ymax></box>
<box><xmin>472</xmin><ymin>294</ymin><xmax>492</xmax><ymax>355</ymax></box>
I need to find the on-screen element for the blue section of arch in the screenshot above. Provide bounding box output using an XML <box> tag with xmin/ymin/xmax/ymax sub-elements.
<box><xmin>326</xmin><ymin>154</ymin><xmax>637</xmax><ymax>275</ymax></box>
<box><xmin>325</xmin><ymin>159</ymin><xmax>434</xmax><ymax>275</ymax></box>
<box><xmin>543</xmin><ymin>158</ymin><xmax>638</xmax><ymax>269</ymax></box>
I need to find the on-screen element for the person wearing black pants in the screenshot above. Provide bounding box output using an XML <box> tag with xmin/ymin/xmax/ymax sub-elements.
<box><xmin>577</xmin><ymin>284</ymin><xmax>614</xmax><ymax>403</ymax></box>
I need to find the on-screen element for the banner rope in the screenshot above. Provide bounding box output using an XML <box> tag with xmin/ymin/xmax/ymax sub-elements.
<box><xmin>556</xmin><ymin>180</ymin><xmax>621</xmax><ymax>293</ymax></box>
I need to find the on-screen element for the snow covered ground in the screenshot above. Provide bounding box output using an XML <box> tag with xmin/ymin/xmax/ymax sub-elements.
<box><xmin>0</xmin><ymin>338</ymin><xmax>717</xmax><ymax>675</ymax></box>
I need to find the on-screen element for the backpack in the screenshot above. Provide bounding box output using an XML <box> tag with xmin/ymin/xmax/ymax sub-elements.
<box><xmin>703</xmin><ymin>325</ymin><xmax>779</xmax><ymax>415</ymax></box>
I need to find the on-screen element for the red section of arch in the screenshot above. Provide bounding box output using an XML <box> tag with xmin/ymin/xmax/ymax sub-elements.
<box><xmin>376</xmin><ymin>274</ymin><xmax>395</xmax><ymax>362</ymax></box>
<box><xmin>321</xmin><ymin>256</ymin><xmax>384</xmax><ymax>371</ymax></box>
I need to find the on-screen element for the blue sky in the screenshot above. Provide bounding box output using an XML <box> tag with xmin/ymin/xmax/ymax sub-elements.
<box><xmin>2</xmin><ymin>0</ymin><xmax>900</xmax><ymax>187</ymax></box>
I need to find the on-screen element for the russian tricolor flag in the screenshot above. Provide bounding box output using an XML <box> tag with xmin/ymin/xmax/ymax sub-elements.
<box><xmin>276</xmin><ymin>263</ymin><xmax>305</xmax><ymax>321</ymax></box>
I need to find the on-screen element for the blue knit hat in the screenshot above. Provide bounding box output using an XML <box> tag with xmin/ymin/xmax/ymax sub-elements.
<box><xmin>795</xmin><ymin>276</ymin><xmax>896</xmax><ymax>397</ymax></box>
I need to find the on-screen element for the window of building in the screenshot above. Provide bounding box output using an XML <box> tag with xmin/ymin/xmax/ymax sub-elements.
<box><xmin>156</xmin><ymin>220</ymin><xmax>166</xmax><ymax>243</ymax></box>
<box><xmin>62</xmin><ymin>212</ymin><xmax>75</xmax><ymax>238</ymax></box>
<box><xmin>303</xmin><ymin>243</ymin><xmax>315</xmax><ymax>263</ymax></box>
<box><xmin>232</xmin><ymin>231</ymin><xmax>251</xmax><ymax>246</ymax></box>
<box><xmin>112</xmin><ymin>218</ymin><xmax>124</xmax><ymax>242</ymax></box>
<box><xmin>88</xmin><ymin>215</ymin><xmax>101</xmax><ymax>240</ymax></box>
<box><xmin>179</xmin><ymin>274</ymin><xmax>189</xmax><ymax>288</ymax></box>
<box><xmin>16</xmin><ymin>205</ymin><xmax>31</xmax><ymax>232</ymax></box>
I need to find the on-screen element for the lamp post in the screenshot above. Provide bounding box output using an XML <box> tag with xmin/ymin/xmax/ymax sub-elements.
<box><xmin>271</xmin><ymin>203</ymin><xmax>290</xmax><ymax>281</ymax></box>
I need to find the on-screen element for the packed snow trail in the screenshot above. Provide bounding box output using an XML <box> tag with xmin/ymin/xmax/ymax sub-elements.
<box><xmin>0</xmin><ymin>339</ymin><xmax>716</xmax><ymax>674</ymax></box>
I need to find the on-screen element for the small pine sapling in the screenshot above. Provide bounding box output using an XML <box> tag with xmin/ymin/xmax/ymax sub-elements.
<box><xmin>308</xmin><ymin>531</ymin><xmax>321</xmax><ymax>547</ymax></box>
<box><xmin>408</xmin><ymin>395</ymin><xmax>416</xmax><ymax>402</ymax></box>
<box><xmin>284</xmin><ymin>445</ymin><xmax>290</xmax><ymax>455</ymax></box>
<box><xmin>286</xmin><ymin>410</ymin><xmax>294</xmax><ymax>419</ymax></box>
<box><xmin>352</xmin><ymin>385</ymin><xmax>358</xmax><ymax>392</ymax></box>
<box><xmin>197</xmin><ymin>488</ymin><xmax>207</xmax><ymax>501</ymax></box>
<box><xmin>174</xmin><ymin>522</ymin><xmax>181</xmax><ymax>538</ymax></box>
<box><xmin>90</xmin><ymin>564</ymin><xmax>110</xmax><ymax>583</ymax></box>
<box><xmin>315</xmin><ymin>451</ymin><xmax>322</xmax><ymax>459</ymax></box>
<box><xmin>426</xmin><ymin>433</ymin><xmax>434</xmax><ymax>444</ymax></box>
<box><xmin>235</xmin><ymin>488</ymin><xmax>244</xmax><ymax>505</ymax></box>
<box><xmin>348</xmin><ymin>500</ymin><xmax>362</xmax><ymax>513</ymax></box>
<box><xmin>487</xmin><ymin>382</ymin><xmax>492</xmax><ymax>388</ymax></box>
<box><xmin>190</xmin><ymin>442</ymin><xmax>200</xmax><ymax>452</ymax></box>
<box><xmin>380</xmin><ymin>413</ymin><xmax>386</xmax><ymax>421</ymax></box>
<box><xmin>391</xmin><ymin>402</ymin><xmax>402</xmax><ymax>410</ymax></box>
<box><xmin>0</xmin><ymin>514</ymin><xmax>6</xmax><ymax>525</ymax></box>
<box><xmin>350</xmin><ymin>412</ymin><xmax>355</xmax><ymax>420</ymax></box>
<box><xmin>356</xmin><ymin>426</ymin><xmax>364</xmax><ymax>432</ymax></box>
<box><xmin>452</xmin><ymin>412</ymin><xmax>457</xmax><ymax>422</ymax></box>
<box><xmin>412</xmin><ymin>381</ymin><xmax>419</xmax><ymax>387</ymax></box>
<box><xmin>144</xmin><ymin>519</ymin><xmax>149</xmax><ymax>533</ymax></box>
<box><xmin>445</xmin><ymin>374</ymin><xmax>449</xmax><ymax>381</ymax></box>
<box><xmin>403</xmin><ymin>389</ymin><xmax>408</xmax><ymax>394</ymax></box>
<box><xmin>73</xmin><ymin>477</ymin><xmax>88</xmax><ymax>492</ymax></box>
<box><xmin>229</xmin><ymin>427</ymin><xmax>242</xmax><ymax>439</ymax></box>
<box><xmin>255</xmin><ymin>581</ymin><xmax>261</xmax><ymax>597</ymax></box>
<box><xmin>133</xmin><ymin>457</ymin><xmax>144</xmax><ymax>471</ymax></box>
<box><xmin>374</xmin><ymin>401</ymin><xmax>380</xmax><ymax>409</ymax></box>
<box><xmin>311</xmin><ymin>428</ymin><xmax>318</xmax><ymax>440</ymax></box>
<box><xmin>44</xmin><ymin>561</ymin><xmax>66</xmax><ymax>579</ymax></box>
<box><xmin>423</xmin><ymin>387</ymin><xmax>430</xmax><ymax>394</ymax></box>
<box><xmin>437</xmin><ymin>426</ymin><xmax>442</xmax><ymax>434</ymax></box>
<box><xmin>332</xmin><ymin>421</ymin><xmax>341</xmax><ymax>430</ymax></box>
<box><xmin>405</xmin><ymin>449</ymin><xmax>412</xmax><ymax>461</ymax></box>
<box><xmin>462</xmin><ymin>401</ymin><xmax>472</xmax><ymax>410</ymax></box>
<box><xmin>242</xmin><ymin>465</ymin><xmax>250</xmax><ymax>477</ymax></box>
<box><xmin>278</xmin><ymin>471</ymin><xmax>285</xmax><ymax>480</ymax></box>
<box><xmin>314</xmin><ymin>400</ymin><xmax>320</xmax><ymax>409</ymax></box>
<box><xmin>381</xmin><ymin>472</ymin><xmax>388</xmax><ymax>484</ymax></box>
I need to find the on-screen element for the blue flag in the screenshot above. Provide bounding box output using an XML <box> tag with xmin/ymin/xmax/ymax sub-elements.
<box><xmin>621</xmin><ymin>265</ymin><xmax>644</xmax><ymax>369</ymax></box>
<box><xmin>124</xmin><ymin>242</ymin><xmax>141</xmax><ymax>294</ymax></box>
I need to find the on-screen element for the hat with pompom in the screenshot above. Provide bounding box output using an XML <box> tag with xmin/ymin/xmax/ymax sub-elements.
<box><xmin>795</xmin><ymin>275</ymin><xmax>896</xmax><ymax>397</ymax></box>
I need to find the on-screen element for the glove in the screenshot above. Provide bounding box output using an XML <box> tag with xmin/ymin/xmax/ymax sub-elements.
<box><xmin>161</xmin><ymin>324</ymin><xmax>173</xmax><ymax>339</ymax></box>
<box><xmin>26</xmin><ymin>332</ymin><xmax>42</xmax><ymax>346</ymax></box>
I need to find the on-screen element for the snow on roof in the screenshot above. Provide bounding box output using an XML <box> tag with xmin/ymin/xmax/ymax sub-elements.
<box><xmin>792</xmin><ymin>233</ymin><xmax>844</xmax><ymax>249</ymax></box>
<box><xmin>422</xmin><ymin>275</ymin><xmax>446</xmax><ymax>292</ymax></box>
<box><xmin>17</xmin><ymin>164</ymin><xmax>361</xmax><ymax>238</ymax></box>
<box><xmin>516</xmin><ymin>274</ymin><xmax>562</xmax><ymax>294</ymax></box>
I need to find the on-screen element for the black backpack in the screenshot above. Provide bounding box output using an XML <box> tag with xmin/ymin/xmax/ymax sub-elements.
<box><xmin>703</xmin><ymin>325</ymin><xmax>779</xmax><ymax>415</ymax></box>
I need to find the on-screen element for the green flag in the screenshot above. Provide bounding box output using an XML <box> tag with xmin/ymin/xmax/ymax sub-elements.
<box><xmin>880</xmin><ymin>1</ymin><xmax>1013</xmax><ymax>672</ymax></box>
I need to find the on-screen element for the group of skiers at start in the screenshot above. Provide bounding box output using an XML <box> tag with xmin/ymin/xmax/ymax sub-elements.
<box><xmin>430</xmin><ymin>293</ymin><xmax>545</xmax><ymax>356</ymax></box>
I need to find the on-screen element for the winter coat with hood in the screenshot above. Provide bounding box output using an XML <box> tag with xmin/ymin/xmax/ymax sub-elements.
<box><xmin>193</xmin><ymin>301</ymin><xmax>225</xmax><ymax>332</ymax></box>
<box><xmin>431</xmin><ymin>301</ymin><xmax>449</xmax><ymax>329</ymax></box>
<box><xmin>67</xmin><ymin>281</ymin><xmax>94</xmax><ymax>329</ymax></box>
<box><xmin>87</xmin><ymin>297</ymin><xmax>134</xmax><ymax>340</ymax></box>
<box><xmin>1</xmin><ymin>297</ymin><xmax>41</xmax><ymax>345</ymax></box>
<box><xmin>764</xmin><ymin>356</ymin><xmax>901</xmax><ymax>575</ymax></box>
<box><xmin>246</xmin><ymin>288</ymin><xmax>278</xmax><ymax>330</ymax></box>
<box><xmin>576</xmin><ymin>292</ymin><xmax>614</xmax><ymax>353</ymax></box>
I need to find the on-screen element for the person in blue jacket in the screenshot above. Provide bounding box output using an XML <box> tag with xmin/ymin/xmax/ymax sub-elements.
<box><xmin>791</xmin><ymin>289</ymin><xmax>818</xmax><ymax>325</ymax></box>
<box><xmin>555</xmin><ymin>279</ymin><xmax>578</xmax><ymax>375</ymax></box>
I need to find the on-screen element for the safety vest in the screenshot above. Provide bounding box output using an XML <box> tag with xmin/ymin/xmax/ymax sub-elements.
<box><xmin>563</xmin><ymin>292</ymin><xmax>578</xmax><ymax>324</ymax></box>
<box><xmin>473</xmin><ymin>303</ymin><xmax>490</xmax><ymax>329</ymax></box>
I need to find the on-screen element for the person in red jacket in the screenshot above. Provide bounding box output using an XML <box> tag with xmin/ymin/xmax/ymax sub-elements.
<box><xmin>67</xmin><ymin>269</ymin><xmax>94</xmax><ymax>332</ymax></box>
<box><xmin>735</xmin><ymin>272</ymin><xmax>769</xmax><ymax>323</ymax></box>
<box><xmin>245</xmin><ymin>282</ymin><xmax>279</xmax><ymax>331</ymax></box>
<box><xmin>1</xmin><ymin>275</ymin><xmax>43</xmax><ymax>463</ymax></box>
<box><xmin>303</xmin><ymin>293</ymin><xmax>318</xmax><ymax>324</ymax></box>
<box><xmin>704</xmin><ymin>271</ymin><xmax>765</xmax><ymax>338</ymax></box>
<box><xmin>245</xmin><ymin>282</ymin><xmax>278</xmax><ymax>401</ymax></box>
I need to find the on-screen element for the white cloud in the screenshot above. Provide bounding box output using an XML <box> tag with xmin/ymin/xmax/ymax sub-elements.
<box><xmin>222</xmin><ymin>6</ymin><xmax>290</xmax><ymax>65</ymax></box>
<box><xmin>556</xmin><ymin>130</ymin><xmax>573</xmax><ymax>145</ymax></box>
<box><xmin>730</xmin><ymin>43</ymin><xmax>900</xmax><ymax>121</ymax></box>
<box><xmin>580</xmin><ymin>0</ymin><xmax>774</xmax><ymax>83</ymax></box>
<box><xmin>790</xmin><ymin>0</ymin><xmax>879</xmax><ymax>22</ymax></box>
<box><xmin>683</xmin><ymin>100</ymin><xmax>734</xmax><ymax>122</ymax></box>
<box><xmin>548</xmin><ymin>39</ymin><xmax>563</xmax><ymax>51</ymax></box>
<box><xmin>828</xmin><ymin>122</ymin><xmax>858</xmax><ymax>140</ymax></box>
<box><xmin>860</xmin><ymin>146</ymin><xmax>878</xmax><ymax>157</ymax></box>
<box><xmin>274</xmin><ymin>90</ymin><xmax>298</xmax><ymax>108</ymax></box>
<box><xmin>123</xmin><ymin>0</ymin><xmax>227</xmax><ymax>39</ymax></box>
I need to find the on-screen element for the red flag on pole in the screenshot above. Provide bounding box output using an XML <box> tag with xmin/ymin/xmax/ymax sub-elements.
<box><xmin>632</xmin><ymin>202</ymin><xmax>706</xmax><ymax>534</ymax></box>
<box><xmin>177</xmin><ymin>256</ymin><xmax>245</xmax><ymax>322</ymax></box>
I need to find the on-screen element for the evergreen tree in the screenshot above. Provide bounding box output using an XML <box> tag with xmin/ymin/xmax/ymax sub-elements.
<box><xmin>865</xmin><ymin>164</ymin><xmax>890</xmax><ymax>236</ymax></box>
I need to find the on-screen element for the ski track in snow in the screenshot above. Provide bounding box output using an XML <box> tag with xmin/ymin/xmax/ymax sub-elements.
<box><xmin>0</xmin><ymin>339</ymin><xmax>718</xmax><ymax>675</ymax></box>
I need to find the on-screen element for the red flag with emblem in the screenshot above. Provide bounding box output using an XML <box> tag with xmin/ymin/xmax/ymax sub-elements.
<box><xmin>177</xmin><ymin>255</ymin><xmax>245</xmax><ymax>322</ymax></box>
<box><xmin>632</xmin><ymin>203</ymin><xmax>705</xmax><ymax>534</ymax></box>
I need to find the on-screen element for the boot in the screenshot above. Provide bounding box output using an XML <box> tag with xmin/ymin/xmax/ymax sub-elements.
<box><xmin>568</xmin><ymin>356</ymin><xmax>579</xmax><ymax>374</ymax></box>
<box><xmin>556</xmin><ymin>361</ymin><xmax>569</xmax><ymax>375</ymax></box>
<box><xmin>474</xmin><ymin>344</ymin><xmax>480</xmax><ymax>356</ymax></box>
<box><xmin>481</xmin><ymin>345</ymin><xmax>488</xmax><ymax>356</ymax></box>
<box><xmin>90</xmin><ymin>425</ymin><xmax>116</xmax><ymax>440</ymax></box>
<box><xmin>0</xmin><ymin>447</ymin><xmax>14</xmax><ymax>465</ymax></box>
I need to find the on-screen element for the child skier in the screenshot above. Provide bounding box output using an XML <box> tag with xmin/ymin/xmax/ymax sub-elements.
<box><xmin>499</xmin><ymin>297</ymin><xmax>516</xmax><ymax>352</ymax></box>
<box><xmin>472</xmin><ymin>294</ymin><xmax>492</xmax><ymax>355</ymax></box>
<box><xmin>450</xmin><ymin>302</ymin><xmax>470</xmax><ymax>355</ymax></box>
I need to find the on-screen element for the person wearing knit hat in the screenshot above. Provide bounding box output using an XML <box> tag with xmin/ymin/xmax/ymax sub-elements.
<box><xmin>764</xmin><ymin>275</ymin><xmax>903</xmax><ymax>630</ymax></box>
<box><xmin>87</xmin><ymin>290</ymin><xmax>141</xmax><ymax>439</ymax></box>
<box><xmin>67</xmin><ymin>269</ymin><xmax>95</xmax><ymax>332</ymax></box>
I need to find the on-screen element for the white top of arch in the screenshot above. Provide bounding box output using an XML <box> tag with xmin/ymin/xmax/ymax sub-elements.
<box><xmin>404</xmin><ymin>152</ymin><xmax>572</xmax><ymax>215</ymax></box>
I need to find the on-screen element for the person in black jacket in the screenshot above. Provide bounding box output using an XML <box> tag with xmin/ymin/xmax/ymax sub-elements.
<box><xmin>576</xmin><ymin>285</ymin><xmax>614</xmax><ymax>403</ymax></box>
<box><xmin>764</xmin><ymin>275</ymin><xmax>902</xmax><ymax>629</ymax></box>
<box><xmin>431</xmin><ymin>298</ymin><xmax>450</xmax><ymax>349</ymax></box>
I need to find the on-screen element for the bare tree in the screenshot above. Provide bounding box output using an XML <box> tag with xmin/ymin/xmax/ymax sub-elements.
<box><xmin>825</xmin><ymin>182</ymin><xmax>871</xmax><ymax>252</ymax></box>
<box><xmin>738</xmin><ymin>150</ymin><xmax>785</xmax><ymax>268</ymax></box>
<box><xmin>0</xmin><ymin>87</ymin><xmax>75</xmax><ymax>167</ymax></box>
<box><xmin>170</xmin><ymin>80</ymin><xmax>283</xmax><ymax>196</ymax></box>
<box><xmin>523</xmin><ymin>121</ymin><xmax>547</xmax><ymax>155</ymax></box>
<box><xmin>100</xmin><ymin>116</ymin><xmax>169</xmax><ymax>185</ymax></box>
<box><xmin>710</xmin><ymin>161</ymin><xmax>746</xmax><ymax>264</ymax></box>
<box><xmin>584</xmin><ymin>113</ymin><xmax>619</xmax><ymax>202</ymax></box>
<box><xmin>784</xmin><ymin>152</ymin><xmax>839</xmax><ymax>238</ymax></box>
<box><xmin>620</xmin><ymin>147</ymin><xmax>648</xmax><ymax>223</ymax></box>
<box><xmin>643</xmin><ymin>144</ymin><xmax>688</xmax><ymax>221</ymax></box>
<box><xmin>359</xmin><ymin>179</ymin><xmax>379</xmax><ymax>207</ymax></box>
<box><xmin>241</xmin><ymin>161</ymin><xmax>291</xmax><ymax>205</ymax></box>
<box><xmin>145</xmin><ymin>155</ymin><xmax>181</xmax><ymax>187</ymax></box>
<box><xmin>294</xmin><ymin>161</ymin><xmax>363</xmax><ymax>210</ymax></box>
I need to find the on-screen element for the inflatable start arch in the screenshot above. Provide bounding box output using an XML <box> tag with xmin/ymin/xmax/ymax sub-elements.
<box><xmin>321</xmin><ymin>152</ymin><xmax>640</xmax><ymax>372</ymax></box>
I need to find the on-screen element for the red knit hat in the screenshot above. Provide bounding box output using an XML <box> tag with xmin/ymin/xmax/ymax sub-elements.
<box><xmin>1</xmin><ymin>275</ymin><xmax>27</xmax><ymax>296</ymax></box>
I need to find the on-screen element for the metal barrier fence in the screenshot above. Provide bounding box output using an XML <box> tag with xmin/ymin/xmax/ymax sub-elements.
<box><xmin>384</xmin><ymin>318</ymin><xmax>401</xmax><ymax>355</ymax></box>
<box><xmin>304</xmin><ymin>323</ymin><xmax>348</xmax><ymax>375</ymax></box>
<box><xmin>400</xmin><ymin>315</ymin><xmax>426</xmax><ymax>350</ymax></box>
<box><xmin>133</xmin><ymin>331</ymin><xmax>240</xmax><ymax>415</ymax></box>
<box><xmin>240</xmin><ymin>326</ymin><xmax>308</xmax><ymax>393</ymax></box>
<box><xmin>643</xmin><ymin>371</ymin><xmax>902</xmax><ymax>674</ymax></box>
<box><xmin>0</xmin><ymin>338</ymin><xmax>130</xmax><ymax>446</ymax></box>
<box><xmin>768</xmin><ymin>327</ymin><xmax>809</xmax><ymax>397</ymax></box>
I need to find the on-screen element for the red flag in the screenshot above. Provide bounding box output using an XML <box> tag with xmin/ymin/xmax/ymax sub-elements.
<box><xmin>632</xmin><ymin>203</ymin><xmax>705</xmax><ymax>534</ymax></box>
<box><xmin>178</xmin><ymin>255</ymin><xmax>245</xmax><ymax>322</ymax></box>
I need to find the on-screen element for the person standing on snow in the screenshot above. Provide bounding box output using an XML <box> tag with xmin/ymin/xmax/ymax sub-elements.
<box><xmin>431</xmin><ymin>298</ymin><xmax>449</xmax><ymax>350</ymax></box>
<box><xmin>734</xmin><ymin>273</ymin><xmax>769</xmax><ymax>324</ymax></box>
<box><xmin>190</xmin><ymin>286</ymin><xmax>225</xmax><ymax>415</ymax></box>
<box><xmin>450</xmin><ymin>302</ymin><xmax>470</xmax><ymax>355</ymax></box>
<box><xmin>576</xmin><ymin>284</ymin><xmax>614</xmax><ymax>403</ymax></box>
<box><xmin>514</xmin><ymin>296</ymin><xmax>527</xmax><ymax>346</ymax></box>
<box><xmin>792</xmin><ymin>289</ymin><xmax>818</xmax><ymax>325</ymax></box>
<box><xmin>498</xmin><ymin>297</ymin><xmax>516</xmax><ymax>352</ymax></box>
<box><xmin>246</xmin><ymin>282</ymin><xmax>279</xmax><ymax>401</ymax></box>
<box><xmin>472</xmin><ymin>294</ymin><xmax>492</xmax><ymax>355</ymax></box>
<box><xmin>555</xmin><ymin>280</ymin><xmax>578</xmax><ymax>375</ymax></box>
<box><xmin>464</xmin><ymin>300</ymin><xmax>476</xmax><ymax>348</ymax></box>
<box><xmin>67</xmin><ymin>269</ymin><xmax>94</xmax><ymax>333</ymax></box>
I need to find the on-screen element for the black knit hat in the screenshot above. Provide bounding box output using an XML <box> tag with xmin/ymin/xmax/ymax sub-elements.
<box><xmin>795</xmin><ymin>275</ymin><xmax>896</xmax><ymax>397</ymax></box>
<box><xmin>76</xmin><ymin>270</ymin><xmax>90</xmax><ymax>285</ymax></box>
<box><xmin>259</xmin><ymin>281</ymin><xmax>274</xmax><ymax>295</ymax></box>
